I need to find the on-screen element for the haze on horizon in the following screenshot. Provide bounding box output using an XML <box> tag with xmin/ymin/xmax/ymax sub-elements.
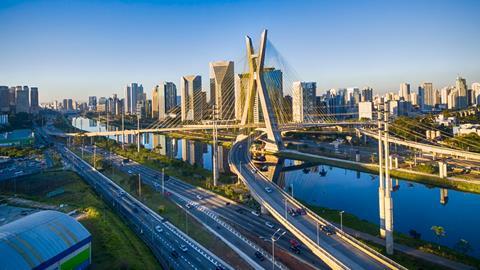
<box><xmin>1</xmin><ymin>0</ymin><xmax>479</xmax><ymax>102</ymax></box>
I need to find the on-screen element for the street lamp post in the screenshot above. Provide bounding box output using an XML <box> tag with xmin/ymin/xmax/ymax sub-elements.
<box><xmin>162</xmin><ymin>168</ymin><xmax>165</xmax><ymax>195</ymax></box>
<box><xmin>271</xmin><ymin>228</ymin><xmax>286</xmax><ymax>270</ymax></box>
<box><xmin>340</xmin><ymin>210</ymin><xmax>345</xmax><ymax>232</ymax></box>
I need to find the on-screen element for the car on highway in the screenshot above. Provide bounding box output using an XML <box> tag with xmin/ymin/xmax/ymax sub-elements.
<box><xmin>127</xmin><ymin>170</ymin><xmax>133</xmax><ymax>174</ymax></box>
<box><xmin>265</xmin><ymin>221</ymin><xmax>274</xmax><ymax>229</ymax></box>
<box><xmin>171</xmin><ymin>250</ymin><xmax>180</xmax><ymax>259</ymax></box>
<box><xmin>155</xmin><ymin>225</ymin><xmax>163</xmax><ymax>233</ymax></box>
<box><xmin>251</xmin><ymin>168</ymin><xmax>258</xmax><ymax>174</ymax></box>
<box><xmin>180</xmin><ymin>244</ymin><xmax>188</xmax><ymax>252</ymax></box>
<box><xmin>251</xmin><ymin>210</ymin><xmax>260</xmax><ymax>217</ymax></box>
<box><xmin>186</xmin><ymin>203</ymin><xmax>192</xmax><ymax>209</ymax></box>
<box><xmin>321</xmin><ymin>225</ymin><xmax>335</xmax><ymax>235</ymax></box>
<box><xmin>118</xmin><ymin>191</ymin><xmax>126</xmax><ymax>197</ymax></box>
<box><xmin>264</xmin><ymin>187</ymin><xmax>272</xmax><ymax>193</ymax></box>
<box><xmin>254</xmin><ymin>251</ymin><xmax>265</xmax><ymax>261</ymax></box>
<box><xmin>196</xmin><ymin>195</ymin><xmax>203</xmax><ymax>200</ymax></box>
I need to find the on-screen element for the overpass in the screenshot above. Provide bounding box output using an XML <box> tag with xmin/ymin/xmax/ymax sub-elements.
<box><xmin>229</xmin><ymin>136</ymin><xmax>406</xmax><ymax>270</ymax></box>
<box><xmin>359</xmin><ymin>128</ymin><xmax>480</xmax><ymax>162</ymax></box>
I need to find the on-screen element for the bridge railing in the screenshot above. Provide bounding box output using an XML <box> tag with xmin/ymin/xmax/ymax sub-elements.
<box><xmin>231</xmin><ymin>135</ymin><xmax>406</xmax><ymax>270</ymax></box>
<box><xmin>228</xmin><ymin>145</ymin><xmax>350</xmax><ymax>270</ymax></box>
<box><xmin>249</xmin><ymin>154</ymin><xmax>407</xmax><ymax>270</ymax></box>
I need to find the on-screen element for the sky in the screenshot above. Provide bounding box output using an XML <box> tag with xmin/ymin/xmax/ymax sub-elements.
<box><xmin>0</xmin><ymin>0</ymin><xmax>479</xmax><ymax>102</ymax></box>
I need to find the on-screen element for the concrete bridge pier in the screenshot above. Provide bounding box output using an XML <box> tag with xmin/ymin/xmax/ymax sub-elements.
<box><xmin>438</xmin><ymin>161</ymin><xmax>448</xmax><ymax>178</ymax></box>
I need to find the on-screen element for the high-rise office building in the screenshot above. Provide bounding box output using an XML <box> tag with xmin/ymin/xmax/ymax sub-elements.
<box><xmin>15</xmin><ymin>86</ymin><xmax>30</xmax><ymax>113</ymax></box>
<box><xmin>472</xmin><ymin>82</ymin><xmax>480</xmax><ymax>105</ymax></box>
<box><xmin>399</xmin><ymin>83</ymin><xmax>410</xmax><ymax>101</ymax></box>
<box><xmin>30</xmin><ymin>87</ymin><xmax>39</xmax><ymax>114</ymax></box>
<box><xmin>456</xmin><ymin>76</ymin><xmax>468</xmax><ymax>109</ymax></box>
<box><xmin>361</xmin><ymin>87</ymin><xmax>373</xmax><ymax>102</ymax></box>
<box><xmin>234</xmin><ymin>73</ymin><xmax>250</xmax><ymax>121</ymax></box>
<box><xmin>181</xmin><ymin>75</ymin><xmax>203</xmax><ymax>121</ymax></box>
<box><xmin>447</xmin><ymin>90</ymin><xmax>458</xmax><ymax>109</ymax></box>
<box><xmin>292</xmin><ymin>81</ymin><xmax>316</xmax><ymax>122</ymax></box>
<box><xmin>88</xmin><ymin>96</ymin><xmax>97</xmax><ymax>111</ymax></box>
<box><xmin>210</xmin><ymin>61</ymin><xmax>235</xmax><ymax>120</ymax></box>
<box><xmin>0</xmin><ymin>86</ymin><xmax>9</xmax><ymax>113</ymax></box>
<box><xmin>152</xmin><ymin>82</ymin><xmax>177</xmax><ymax>120</ymax></box>
<box><xmin>254</xmin><ymin>68</ymin><xmax>283</xmax><ymax>123</ymax></box>
<box><xmin>8</xmin><ymin>87</ymin><xmax>16</xmax><ymax>111</ymax></box>
<box><xmin>124</xmin><ymin>83</ymin><xmax>144</xmax><ymax>114</ymax></box>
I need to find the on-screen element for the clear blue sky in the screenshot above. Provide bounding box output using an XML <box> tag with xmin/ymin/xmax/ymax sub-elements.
<box><xmin>1</xmin><ymin>0</ymin><xmax>479</xmax><ymax>102</ymax></box>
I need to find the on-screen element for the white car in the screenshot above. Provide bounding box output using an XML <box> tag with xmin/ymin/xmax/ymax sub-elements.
<box><xmin>264</xmin><ymin>187</ymin><xmax>272</xmax><ymax>193</ymax></box>
<box><xmin>265</xmin><ymin>221</ymin><xmax>274</xmax><ymax>229</ymax></box>
<box><xmin>251</xmin><ymin>168</ymin><xmax>258</xmax><ymax>174</ymax></box>
<box><xmin>180</xmin><ymin>244</ymin><xmax>188</xmax><ymax>252</ymax></box>
<box><xmin>251</xmin><ymin>211</ymin><xmax>260</xmax><ymax>217</ymax></box>
<box><xmin>127</xmin><ymin>170</ymin><xmax>133</xmax><ymax>174</ymax></box>
<box><xmin>196</xmin><ymin>195</ymin><xmax>203</xmax><ymax>200</ymax></box>
<box><xmin>155</xmin><ymin>225</ymin><xmax>163</xmax><ymax>233</ymax></box>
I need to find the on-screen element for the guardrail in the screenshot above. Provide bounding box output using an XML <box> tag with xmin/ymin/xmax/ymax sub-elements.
<box><xmin>255</xmin><ymin>168</ymin><xmax>407</xmax><ymax>270</ymax></box>
<box><xmin>63</xmin><ymin>147</ymin><xmax>232</xmax><ymax>270</ymax></box>
<box><xmin>229</xmin><ymin>137</ymin><xmax>407</xmax><ymax>270</ymax></box>
<box><xmin>228</xmin><ymin>146</ymin><xmax>350</xmax><ymax>270</ymax></box>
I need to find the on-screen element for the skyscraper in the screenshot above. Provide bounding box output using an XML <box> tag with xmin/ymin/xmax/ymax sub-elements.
<box><xmin>210</xmin><ymin>61</ymin><xmax>235</xmax><ymax>120</ymax></box>
<box><xmin>361</xmin><ymin>87</ymin><xmax>373</xmax><ymax>102</ymax></box>
<box><xmin>234</xmin><ymin>73</ymin><xmax>250</xmax><ymax>121</ymax></box>
<box><xmin>399</xmin><ymin>83</ymin><xmax>410</xmax><ymax>101</ymax></box>
<box><xmin>8</xmin><ymin>87</ymin><xmax>16</xmax><ymax>111</ymax></box>
<box><xmin>15</xmin><ymin>86</ymin><xmax>30</xmax><ymax>113</ymax></box>
<box><xmin>152</xmin><ymin>82</ymin><xmax>177</xmax><ymax>120</ymax></box>
<box><xmin>472</xmin><ymin>82</ymin><xmax>480</xmax><ymax>105</ymax></box>
<box><xmin>292</xmin><ymin>81</ymin><xmax>316</xmax><ymax>122</ymax></box>
<box><xmin>124</xmin><ymin>83</ymin><xmax>144</xmax><ymax>114</ymax></box>
<box><xmin>88</xmin><ymin>96</ymin><xmax>97</xmax><ymax>111</ymax></box>
<box><xmin>456</xmin><ymin>76</ymin><xmax>468</xmax><ymax>109</ymax></box>
<box><xmin>181</xmin><ymin>75</ymin><xmax>203</xmax><ymax>121</ymax></box>
<box><xmin>0</xmin><ymin>86</ymin><xmax>9</xmax><ymax>113</ymax></box>
<box><xmin>30</xmin><ymin>87</ymin><xmax>39</xmax><ymax>114</ymax></box>
<box><xmin>254</xmin><ymin>68</ymin><xmax>283</xmax><ymax>123</ymax></box>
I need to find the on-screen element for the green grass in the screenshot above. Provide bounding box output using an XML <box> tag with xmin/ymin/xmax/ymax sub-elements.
<box><xmin>0</xmin><ymin>170</ymin><xmax>161</xmax><ymax>270</ymax></box>
<box><xmin>84</xmin><ymin>139</ymin><xmax>251</xmax><ymax>203</ymax></box>
<box><xmin>100</xmin><ymin>165</ymin><xmax>250</xmax><ymax>269</ymax></box>
<box><xmin>305</xmin><ymin>203</ymin><xmax>480</xmax><ymax>268</ymax></box>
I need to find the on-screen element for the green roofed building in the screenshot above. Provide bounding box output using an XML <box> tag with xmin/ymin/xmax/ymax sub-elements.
<box><xmin>0</xmin><ymin>210</ymin><xmax>91</xmax><ymax>270</ymax></box>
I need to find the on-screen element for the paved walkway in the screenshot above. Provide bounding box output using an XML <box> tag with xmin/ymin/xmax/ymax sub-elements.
<box><xmin>283</xmin><ymin>150</ymin><xmax>476</xmax><ymax>270</ymax></box>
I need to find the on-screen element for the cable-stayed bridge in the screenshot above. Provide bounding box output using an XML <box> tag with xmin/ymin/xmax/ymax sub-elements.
<box><xmin>61</xmin><ymin>29</ymin><xmax>480</xmax><ymax>270</ymax></box>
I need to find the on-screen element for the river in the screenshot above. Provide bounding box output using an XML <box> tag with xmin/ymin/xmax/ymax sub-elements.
<box><xmin>72</xmin><ymin>116</ymin><xmax>480</xmax><ymax>257</ymax></box>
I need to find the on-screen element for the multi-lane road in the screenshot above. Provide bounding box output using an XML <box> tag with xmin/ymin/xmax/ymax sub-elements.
<box><xmin>229</xmin><ymin>137</ymin><xmax>406</xmax><ymax>270</ymax></box>
<box><xmin>82</xmin><ymin>145</ymin><xmax>331</xmax><ymax>269</ymax></box>
<box><xmin>57</xmin><ymin>144</ymin><xmax>231</xmax><ymax>270</ymax></box>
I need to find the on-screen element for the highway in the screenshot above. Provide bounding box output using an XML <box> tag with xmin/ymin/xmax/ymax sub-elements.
<box><xmin>57</xmin><ymin>144</ymin><xmax>231</xmax><ymax>270</ymax></box>
<box><xmin>229</xmin><ymin>137</ymin><xmax>406</xmax><ymax>270</ymax></box>
<box><xmin>82</xmin><ymin>146</ymin><xmax>330</xmax><ymax>269</ymax></box>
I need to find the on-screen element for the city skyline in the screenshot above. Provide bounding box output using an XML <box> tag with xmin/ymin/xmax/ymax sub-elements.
<box><xmin>1</xmin><ymin>0</ymin><xmax>479</xmax><ymax>102</ymax></box>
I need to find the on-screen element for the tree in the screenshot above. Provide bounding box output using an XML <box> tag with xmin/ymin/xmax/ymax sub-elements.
<box><xmin>431</xmin><ymin>225</ymin><xmax>446</xmax><ymax>249</ymax></box>
<box><xmin>454</xmin><ymin>239</ymin><xmax>472</xmax><ymax>255</ymax></box>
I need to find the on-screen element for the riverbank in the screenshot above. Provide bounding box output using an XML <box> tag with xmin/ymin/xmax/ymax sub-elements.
<box><xmin>303</xmin><ymin>202</ymin><xmax>479</xmax><ymax>269</ymax></box>
<box><xmin>277</xmin><ymin>150</ymin><xmax>480</xmax><ymax>194</ymax></box>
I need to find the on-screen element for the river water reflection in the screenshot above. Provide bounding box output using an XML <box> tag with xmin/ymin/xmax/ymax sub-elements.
<box><xmin>72</xmin><ymin>116</ymin><xmax>479</xmax><ymax>257</ymax></box>
<box><xmin>71</xmin><ymin>116</ymin><xmax>231</xmax><ymax>173</ymax></box>
<box><xmin>273</xmin><ymin>159</ymin><xmax>480</xmax><ymax>257</ymax></box>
